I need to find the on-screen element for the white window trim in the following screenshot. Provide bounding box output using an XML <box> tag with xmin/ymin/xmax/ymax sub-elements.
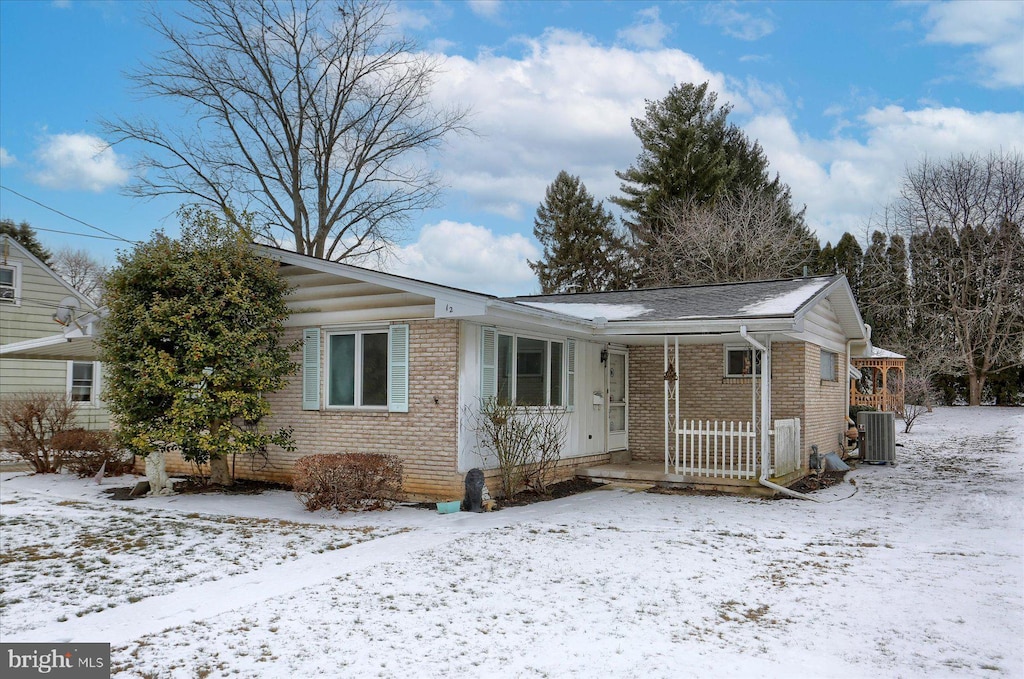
<box><xmin>724</xmin><ymin>345</ymin><xmax>762</xmax><ymax>378</ymax></box>
<box><xmin>497</xmin><ymin>331</ymin><xmax>568</xmax><ymax>407</ymax></box>
<box><xmin>66</xmin><ymin>361</ymin><xmax>100</xmax><ymax>406</ymax></box>
<box><xmin>325</xmin><ymin>328</ymin><xmax>390</xmax><ymax>410</ymax></box>
<box><xmin>0</xmin><ymin>261</ymin><xmax>22</xmax><ymax>306</ymax></box>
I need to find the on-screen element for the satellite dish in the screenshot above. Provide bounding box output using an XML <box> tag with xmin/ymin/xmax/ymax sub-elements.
<box><xmin>53</xmin><ymin>296</ymin><xmax>81</xmax><ymax>327</ymax></box>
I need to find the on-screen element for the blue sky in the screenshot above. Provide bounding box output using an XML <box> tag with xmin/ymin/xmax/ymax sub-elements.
<box><xmin>1</xmin><ymin>0</ymin><xmax>1022</xmax><ymax>295</ymax></box>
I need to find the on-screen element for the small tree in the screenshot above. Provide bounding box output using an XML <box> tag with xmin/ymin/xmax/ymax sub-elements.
<box><xmin>529</xmin><ymin>171</ymin><xmax>631</xmax><ymax>293</ymax></box>
<box><xmin>0</xmin><ymin>392</ymin><xmax>77</xmax><ymax>473</ymax></box>
<box><xmin>894</xmin><ymin>374</ymin><xmax>937</xmax><ymax>433</ymax></box>
<box><xmin>98</xmin><ymin>208</ymin><xmax>297</xmax><ymax>486</ymax></box>
<box><xmin>52</xmin><ymin>246</ymin><xmax>106</xmax><ymax>303</ymax></box>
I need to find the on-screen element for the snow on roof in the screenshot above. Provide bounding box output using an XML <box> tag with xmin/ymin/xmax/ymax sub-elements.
<box><xmin>517</xmin><ymin>302</ymin><xmax>652</xmax><ymax>321</ymax></box>
<box><xmin>871</xmin><ymin>347</ymin><xmax>906</xmax><ymax>359</ymax></box>
<box><xmin>737</xmin><ymin>279</ymin><xmax>831</xmax><ymax>316</ymax></box>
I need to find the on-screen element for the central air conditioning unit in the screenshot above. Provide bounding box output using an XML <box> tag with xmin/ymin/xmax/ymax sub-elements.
<box><xmin>857</xmin><ymin>411</ymin><xmax>897</xmax><ymax>464</ymax></box>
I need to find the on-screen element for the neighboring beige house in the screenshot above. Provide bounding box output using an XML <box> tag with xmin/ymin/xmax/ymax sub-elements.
<box><xmin>3</xmin><ymin>244</ymin><xmax>872</xmax><ymax>499</ymax></box>
<box><xmin>0</xmin><ymin>235</ymin><xmax>109</xmax><ymax>431</ymax></box>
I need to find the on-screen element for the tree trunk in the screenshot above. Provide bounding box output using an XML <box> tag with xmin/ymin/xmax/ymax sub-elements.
<box><xmin>209</xmin><ymin>455</ymin><xmax>233</xmax><ymax>486</ymax></box>
<box><xmin>969</xmin><ymin>374</ymin><xmax>985</xmax><ymax>407</ymax></box>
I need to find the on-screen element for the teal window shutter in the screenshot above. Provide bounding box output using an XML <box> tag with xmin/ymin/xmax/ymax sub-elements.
<box><xmin>566</xmin><ymin>339</ymin><xmax>576</xmax><ymax>411</ymax></box>
<box><xmin>302</xmin><ymin>328</ymin><xmax>321</xmax><ymax>411</ymax></box>
<box><xmin>480</xmin><ymin>326</ymin><xmax>497</xmax><ymax>401</ymax></box>
<box><xmin>388</xmin><ymin>324</ymin><xmax>409</xmax><ymax>413</ymax></box>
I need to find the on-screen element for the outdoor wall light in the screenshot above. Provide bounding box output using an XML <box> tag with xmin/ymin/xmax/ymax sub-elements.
<box><xmin>600</xmin><ymin>348</ymin><xmax>608</xmax><ymax>364</ymax></box>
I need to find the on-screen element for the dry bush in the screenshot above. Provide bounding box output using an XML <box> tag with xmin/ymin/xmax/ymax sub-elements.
<box><xmin>895</xmin><ymin>374</ymin><xmax>938</xmax><ymax>433</ymax></box>
<box><xmin>293</xmin><ymin>453</ymin><xmax>404</xmax><ymax>512</ymax></box>
<box><xmin>0</xmin><ymin>392</ymin><xmax>78</xmax><ymax>473</ymax></box>
<box><xmin>475</xmin><ymin>399</ymin><xmax>568</xmax><ymax>499</ymax></box>
<box><xmin>52</xmin><ymin>429</ymin><xmax>134</xmax><ymax>478</ymax></box>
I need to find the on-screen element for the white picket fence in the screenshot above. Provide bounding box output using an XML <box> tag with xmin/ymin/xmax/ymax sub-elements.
<box><xmin>672</xmin><ymin>418</ymin><xmax>801</xmax><ymax>479</ymax></box>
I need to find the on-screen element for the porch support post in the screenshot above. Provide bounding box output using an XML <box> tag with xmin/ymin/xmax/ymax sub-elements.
<box><xmin>674</xmin><ymin>335</ymin><xmax>680</xmax><ymax>475</ymax></box>
<box><xmin>663</xmin><ymin>336</ymin><xmax>669</xmax><ymax>474</ymax></box>
<box><xmin>740</xmin><ymin>326</ymin><xmax>771</xmax><ymax>477</ymax></box>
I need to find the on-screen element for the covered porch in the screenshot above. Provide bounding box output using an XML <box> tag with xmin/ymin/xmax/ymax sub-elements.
<box><xmin>575</xmin><ymin>331</ymin><xmax>807</xmax><ymax>495</ymax></box>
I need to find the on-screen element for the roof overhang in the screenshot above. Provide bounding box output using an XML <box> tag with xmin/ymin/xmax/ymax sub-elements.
<box><xmin>0</xmin><ymin>330</ymin><xmax>98</xmax><ymax>361</ymax></box>
<box><xmin>0</xmin><ymin>312</ymin><xmax>102</xmax><ymax>361</ymax></box>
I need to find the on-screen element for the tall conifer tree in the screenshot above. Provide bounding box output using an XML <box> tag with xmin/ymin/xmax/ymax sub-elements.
<box><xmin>529</xmin><ymin>171</ymin><xmax>630</xmax><ymax>293</ymax></box>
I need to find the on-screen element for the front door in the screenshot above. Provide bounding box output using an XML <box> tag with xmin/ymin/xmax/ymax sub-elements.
<box><xmin>607</xmin><ymin>350</ymin><xmax>628</xmax><ymax>451</ymax></box>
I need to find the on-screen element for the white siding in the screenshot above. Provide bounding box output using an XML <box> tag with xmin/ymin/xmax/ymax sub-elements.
<box><xmin>794</xmin><ymin>298</ymin><xmax>847</xmax><ymax>353</ymax></box>
<box><xmin>456</xmin><ymin>322</ymin><xmax>606</xmax><ymax>473</ymax></box>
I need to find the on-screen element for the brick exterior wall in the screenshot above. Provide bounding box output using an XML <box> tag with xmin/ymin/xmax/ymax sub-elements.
<box><xmin>800</xmin><ymin>344</ymin><xmax>849</xmax><ymax>467</ymax></box>
<box><xmin>628</xmin><ymin>341</ymin><xmax>846</xmax><ymax>477</ymax></box>
<box><xmin>153</xmin><ymin>318</ymin><xmax>613</xmax><ymax>501</ymax></box>
<box><xmin>158</xmin><ymin>319</ymin><xmax>466</xmax><ymax>500</ymax></box>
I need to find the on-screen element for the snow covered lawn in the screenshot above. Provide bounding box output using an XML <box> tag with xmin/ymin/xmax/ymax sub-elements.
<box><xmin>1</xmin><ymin>406</ymin><xmax>1021</xmax><ymax>677</ymax></box>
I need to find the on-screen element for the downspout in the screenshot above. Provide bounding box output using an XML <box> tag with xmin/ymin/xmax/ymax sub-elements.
<box><xmin>740</xmin><ymin>326</ymin><xmax>819</xmax><ymax>503</ymax></box>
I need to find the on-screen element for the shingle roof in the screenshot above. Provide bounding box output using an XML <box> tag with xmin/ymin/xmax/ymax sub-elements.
<box><xmin>506</xmin><ymin>276</ymin><xmax>838</xmax><ymax>322</ymax></box>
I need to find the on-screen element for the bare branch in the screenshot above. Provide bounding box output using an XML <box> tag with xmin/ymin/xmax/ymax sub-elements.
<box><xmin>103</xmin><ymin>0</ymin><xmax>468</xmax><ymax>260</ymax></box>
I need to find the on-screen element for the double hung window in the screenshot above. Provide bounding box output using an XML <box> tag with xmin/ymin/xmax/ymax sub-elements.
<box><xmin>68</xmin><ymin>361</ymin><xmax>98</xmax><ymax>404</ymax></box>
<box><xmin>327</xmin><ymin>331</ymin><xmax>388</xmax><ymax>407</ymax></box>
<box><xmin>493</xmin><ymin>332</ymin><xmax>565</xmax><ymax>406</ymax></box>
<box><xmin>0</xmin><ymin>264</ymin><xmax>18</xmax><ymax>303</ymax></box>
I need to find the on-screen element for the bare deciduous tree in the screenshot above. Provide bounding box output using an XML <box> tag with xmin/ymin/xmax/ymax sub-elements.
<box><xmin>52</xmin><ymin>247</ymin><xmax>105</xmax><ymax>303</ymax></box>
<box><xmin>637</xmin><ymin>187</ymin><xmax>820</xmax><ymax>287</ymax></box>
<box><xmin>104</xmin><ymin>0</ymin><xmax>467</xmax><ymax>261</ymax></box>
<box><xmin>896</xmin><ymin>151</ymin><xmax>1024</xmax><ymax>406</ymax></box>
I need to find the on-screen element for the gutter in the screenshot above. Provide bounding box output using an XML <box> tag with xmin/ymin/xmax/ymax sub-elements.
<box><xmin>740</xmin><ymin>326</ymin><xmax>819</xmax><ymax>503</ymax></box>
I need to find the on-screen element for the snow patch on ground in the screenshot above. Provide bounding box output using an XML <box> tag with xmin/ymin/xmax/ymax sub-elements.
<box><xmin>1</xmin><ymin>406</ymin><xmax>1021</xmax><ymax>677</ymax></box>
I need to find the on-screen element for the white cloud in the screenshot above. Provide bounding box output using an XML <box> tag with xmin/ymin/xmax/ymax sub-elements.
<box><xmin>702</xmin><ymin>3</ymin><xmax>775</xmax><ymax>41</ymax></box>
<box><xmin>31</xmin><ymin>132</ymin><xmax>129</xmax><ymax>192</ymax></box>
<box><xmin>468</xmin><ymin>0</ymin><xmax>502</xmax><ymax>20</ymax></box>
<box><xmin>747</xmin><ymin>106</ymin><xmax>1024</xmax><ymax>246</ymax></box>
<box><xmin>922</xmin><ymin>0</ymin><xmax>1024</xmax><ymax>88</ymax></box>
<box><xmin>391</xmin><ymin>221</ymin><xmax>539</xmax><ymax>297</ymax></box>
<box><xmin>423</xmin><ymin>25</ymin><xmax>1021</xmax><ymax>286</ymax></box>
<box><xmin>432</xmin><ymin>29</ymin><xmax>733</xmax><ymax>218</ymax></box>
<box><xmin>617</xmin><ymin>6</ymin><xmax>672</xmax><ymax>49</ymax></box>
<box><xmin>387</xmin><ymin>4</ymin><xmax>432</xmax><ymax>32</ymax></box>
<box><xmin>0</xmin><ymin>147</ymin><xmax>15</xmax><ymax>167</ymax></box>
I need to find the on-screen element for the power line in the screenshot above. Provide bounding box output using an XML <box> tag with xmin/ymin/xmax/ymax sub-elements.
<box><xmin>20</xmin><ymin>225</ymin><xmax>126</xmax><ymax>242</ymax></box>
<box><xmin>0</xmin><ymin>185</ymin><xmax>138</xmax><ymax>244</ymax></box>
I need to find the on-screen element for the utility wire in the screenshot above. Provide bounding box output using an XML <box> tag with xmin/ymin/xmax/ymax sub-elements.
<box><xmin>0</xmin><ymin>184</ymin><xmax>138</xmax><ymax>244</ymax></box>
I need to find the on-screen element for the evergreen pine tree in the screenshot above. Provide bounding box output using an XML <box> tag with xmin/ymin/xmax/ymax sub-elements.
<box><xmin>0</xmin><ymin>219</ymin><xmax>52</xmax><ymax>264</ymax></box>
<box><xmin>611</xmin><ymin>82</ymin><xmax>812</xmax><ymax>279</ymax></box>
<box><xmin>529</xmin><ymin>171</ymin><xmax>630</xmax><ymax>293</ymax></box>
<box><xmin>832</xmin><ymin>232</ymin><xmax>864</xmax><ymax>298</ymax></box>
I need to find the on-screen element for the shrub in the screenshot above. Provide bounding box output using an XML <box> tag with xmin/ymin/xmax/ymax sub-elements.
<box><xmin>0</xmin><ymin>392</ymin><xmax>78</xmax><ymax>473</ymax></box>
<box><xmin>474</xmin><ymin>399</ymin><xmax>568</xmax><ymax>499</ymax></box>
<box><xmin>293</xmin><ymin>453</ymin><xmax>404</xmax><ymax>512</ymax></box>
<box><xmin>51</xmin><ymin>429</ymin><xmax>134</xmax><ymax>478</ymax></box>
